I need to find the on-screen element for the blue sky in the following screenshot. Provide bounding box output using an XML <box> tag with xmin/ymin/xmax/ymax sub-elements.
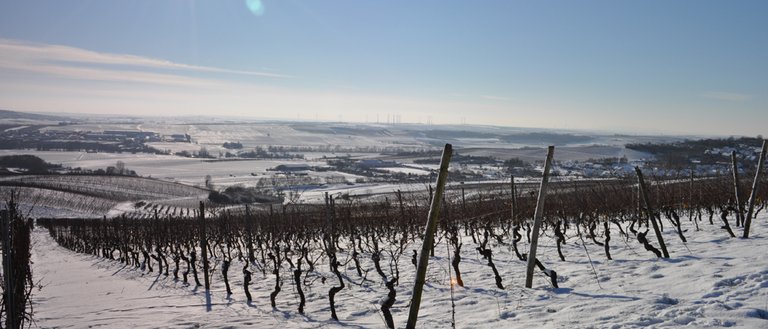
<box><xmin>0</xmin><ymin>0</ymin><xmax>766</xmax><ymax>136</ymax></box>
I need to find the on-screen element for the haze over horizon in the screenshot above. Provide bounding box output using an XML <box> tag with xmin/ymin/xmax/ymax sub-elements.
<box><xmin>1</xmin><ymin>1</ymin><xmax>766</xmax><ymax>136</ymax></box>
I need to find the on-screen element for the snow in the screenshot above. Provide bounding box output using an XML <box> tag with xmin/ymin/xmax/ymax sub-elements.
<box><xmin>30</xmin><ymin>214</ymin><xmax>768</xmax><ymax>328</ymax></box>
<box><xmin>377</xmin><ymin>167</ymin><xmax>432</xmax><ymax>176</ymax></box>
<box><xmin>31</xmin><ymin>229</ymin><xmax>295</xmax><ymax>328</ymax></box>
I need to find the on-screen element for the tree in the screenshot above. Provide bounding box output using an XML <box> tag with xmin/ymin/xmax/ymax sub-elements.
<box><xmin>204</xmin><ymin>175</ymin><xmax>213</xmax><ymax>189</ymax></box>
<box><xmin>198</xmin><ymin>147</ymin><xmax>214</xmax><ymax>158</ymax></box>
<box><xmin>116</xmin><ymin>161</ymin><xmax>126</xmax><ymax>175</ymax></box>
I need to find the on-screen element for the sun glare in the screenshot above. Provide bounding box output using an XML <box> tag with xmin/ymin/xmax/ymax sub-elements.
<box><xmin>245</xmin><ymin>0</ymin><xmax>265</xmax><ymax>16</ymax></box>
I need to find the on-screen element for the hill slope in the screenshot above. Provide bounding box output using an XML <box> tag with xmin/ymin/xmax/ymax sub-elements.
<box><xmin>0</xmin><ymin>109</ymin><xmax>70</xmax><ymax>121</ymax></box>
<box><xmin>31</xmin><ymin>215</ymin><xmax>768</xmax><ymax>328</ymax></box>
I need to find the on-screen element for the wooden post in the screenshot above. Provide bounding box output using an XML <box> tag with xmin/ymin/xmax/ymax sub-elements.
<box><xmin>245</xmin><ymin>205</ymin><xmax>255</xmax><ymax>264</ymax></box>
<box><xmin>324</xmin><ymin>192</ymin><xmax>334</xmax><ymax>251</ymax></box>
<box><xmin>637</xmin><ymin>183</ymin><xmax>642</xmax><ymax>225</ymax></box>
<box><xmin>199</xmin><ymin>201</ymin><xmax>210</xmax><ymax>291</ymax></box>
<box><xmin>406</xmin><ymin>144</ymin><xmax>453</xmax><ymax>329</ymax></box>
<box><xmin>2</xmin><ymin>208</ymin><xmax>15</xmax><ymax>329</ymax></box>
<box><xmin>635</xmin><ymin>167</ymin><xmax>670</xmax><ymax>258</ymax></box>
<box><xmin>731</xmin><ymin>151</ymin><xmax>745</xmax><ymax>226</ymax></box>
<box><xmin>690</xmin><ymin>169</ymin><xmax>699</xmax><ymax>230</ymax></box>
<box><xmin>525</xmin><ymin>146</ymin><xmax>555</xmax><ymax>288</ymax></box>
<box><xmin>510</xmin><ymin>176</ymin><xmax>518</xmax><ymax>224</ymax></box>
<box><xmin>743</xmin><ymin>140</ymin><xmax>767</xmax><ymax>238</ymax></box>
<box><xmin>689</xmin><ymin>169</ymin><xmax>694</xmax><ymax>219</ymax></box>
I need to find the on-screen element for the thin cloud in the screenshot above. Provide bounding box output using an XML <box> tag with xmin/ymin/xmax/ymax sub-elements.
<box><xmin>0</xmin><ymin>38</ymin><xmax>292</xmax><ymax>83</ymax></box>
<box><xmin>701</xmin><ymin>91</ymin><xmax>753</xmax><ymax>102</ymax></box>
<box><xmin>0</xmin><ymin>57</ymin><xmax>221</xmax><ymax>88</ymax></box>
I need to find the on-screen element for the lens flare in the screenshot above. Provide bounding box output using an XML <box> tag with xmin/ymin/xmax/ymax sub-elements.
<box><xmin>245</xmin><ymin>0</ymin><xmax>265</xmax><ymax>16</ymax></box>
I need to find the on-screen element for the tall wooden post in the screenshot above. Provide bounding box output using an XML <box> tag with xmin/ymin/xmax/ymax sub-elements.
<box><xmin>245</xmin><ymin>205</ymin><xmax>255</xmax><ymax>264</ymax></box>
<box><xmin>199</xmin><ymin>201</ymin><xmax>210</xmax><ymax>290</ymax></box>
<box><xmin>406</xmin><ymin>144</ymin><xmax>452</xmax><ymax>329</ymax></box>
<box><xmin>324</xmin><ymin>192</ymin><xmax>335</xmax><ymax>252</ymax></box>
<box><xmin>2</xmin><ymin>208</ymin><xmax>15</xmax><ymax>329</ymax></box>
<box><xmin>689</xmin><ymin>169</ymin><xmax>694</xmax><ymax>219</ymax></box>
<box><xmin>635</xmin><ymin>167</ymin><xmax>670</xmax><ymax>258</ymax></box>
<box><xmin>743</xmin><ymin>140</ymin><xmax>767</xmax><ymax>238</ymax></box>
<box><xmin>731</xmin><ymin>151</ymin><xmax>745</xmax><ymax>226</ymax></box>
<box><xmin>397</xmin><ymin>190</ymin><xmax>406</xmax><ymax>220</ymax></box>
<box><xmin>510</xmin><ymin>176</ymin><xmax>518</xmax><ymax>224</ymax></box>
<box><xmin>525</xmin><ymin>146</ymin><xmax>555</xmax><ymax>288</ymax></box>
<box><xmin>637</xmin><ymin>183</ymin><xmax>642</xmax><ymax>225</ymax></box>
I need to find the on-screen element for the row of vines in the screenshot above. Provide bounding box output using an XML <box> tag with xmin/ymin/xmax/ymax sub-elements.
<box><xmin>1</xmin><ymin>197</ymin><xmax>34</xmax><ymax>329</ymax></box>
<box><xmin>0</xmin><ymin>174</ymin><xmax>207</xmax><ymax>201</ymax></box>
<box><xmin>36</xmin><ymin>166</ymin><xmax>767</xmax><ymax>327</ymax></box>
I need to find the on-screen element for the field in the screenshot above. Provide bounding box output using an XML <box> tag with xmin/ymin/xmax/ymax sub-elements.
<box><xmin>0</xmin><ymin>174</ymin><xmax>208</xmax><ymax>218</ymax></box>
<box><xmin>0</xmin><ymin>120</ymin><xmax>676</xmax><ymax>214</ymax></box>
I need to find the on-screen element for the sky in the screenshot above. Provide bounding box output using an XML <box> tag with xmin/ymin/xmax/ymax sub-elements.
<box><xmin>0</xmin><ymin>0</ymin><xmax>766</xmax><ymax>136</ymax></box>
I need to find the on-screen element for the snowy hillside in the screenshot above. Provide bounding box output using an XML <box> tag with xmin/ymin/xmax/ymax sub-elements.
<box><xmin>31</xmin><ymin>215</ymin><xmax>768</xmax><ymax>328</ymax></box>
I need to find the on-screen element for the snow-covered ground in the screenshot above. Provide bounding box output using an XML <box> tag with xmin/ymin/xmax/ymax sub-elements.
<box><xmin>31</xmin><ymin>215</ymin><xmax>768</xmax><ymax>328</ymax></box>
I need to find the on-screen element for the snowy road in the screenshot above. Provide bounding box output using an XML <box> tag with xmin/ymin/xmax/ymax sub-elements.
<box><xmin>31</xmin><ymin>228</ymin><xmax>290</xmax><ymax>329</ymax></box>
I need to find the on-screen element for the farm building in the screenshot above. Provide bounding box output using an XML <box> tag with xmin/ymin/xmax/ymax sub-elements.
<box><xmin>274</xmin><ymin>163</ymin><xmax>311</xmax><ymax>172</ymax></box>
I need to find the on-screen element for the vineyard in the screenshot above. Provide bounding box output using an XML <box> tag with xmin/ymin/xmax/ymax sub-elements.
<box><xmin>0</xmin><ymin>174</ymin><xmax>209</xmax><ymax>218</ymax></box>
<box><xmin>33</xmin><ymin>161</ymin><xmax>768</xmax><ymax>328</ymax></box>
<box><xmin>0</xmin><ymin>175</ymin><xmax>207</xmax><ymax>200</ymax></box>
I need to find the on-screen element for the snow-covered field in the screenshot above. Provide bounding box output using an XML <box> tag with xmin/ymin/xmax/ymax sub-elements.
<box><xmin>0</xmin><ymin>150</ymin><xmax>550</xmax><ymax>209</ymax></box>
<box><xmin>0</xmin><ymin>150</ymin><xmax>314</xmax><ymax>187</ymax></box>
<box><xmin>31</xmin><ymin>215</ymin><xmax>768</xmax><ymax>328</ymax></box>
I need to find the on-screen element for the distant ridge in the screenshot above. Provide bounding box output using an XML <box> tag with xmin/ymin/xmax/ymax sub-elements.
<box><xmin>0</xmin><ymin>109</ymin><xmax>70</xmax><ymax>121</ymax></box>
